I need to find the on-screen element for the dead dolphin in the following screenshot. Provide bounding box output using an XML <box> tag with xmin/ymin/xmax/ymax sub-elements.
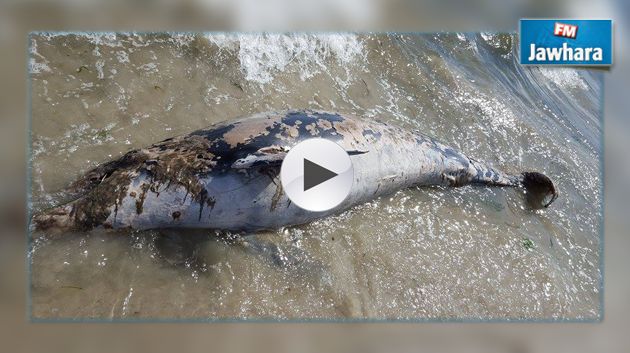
<box><xmin>33</xmin><ymin>110</ymin><xmax>557</xmax><ymax>233</ymax></box>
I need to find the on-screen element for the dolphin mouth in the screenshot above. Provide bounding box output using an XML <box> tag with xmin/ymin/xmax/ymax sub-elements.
<box><xmin>521</xmin><ymin>172</ymin><xmax>558</xmax><ymax>209</ymax></box>
<box><xmin>32</xmin><ymin>205</ymin><xmax>74</xmax><ymax>233</ymax></box>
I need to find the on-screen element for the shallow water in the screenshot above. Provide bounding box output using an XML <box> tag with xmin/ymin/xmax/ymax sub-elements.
<box><xmin>29</xmin><ymin>33</ymin><xmax>602</xmax><ymax>320</ymax></box>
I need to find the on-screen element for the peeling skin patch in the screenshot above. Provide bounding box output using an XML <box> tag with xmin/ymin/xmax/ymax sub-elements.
<box><xmin>231</xmin><ymin>147</ymin><xmax>287</xmax><ymax>169</ymax></box>
<box><xmin>332</xmin><ymin>119</ymin><xmax>373</xmax><ymax>149</ymax></box>
<box><xmin>317</xmin><ymin>119</ymin><xmax>333</xmax><ymax>130</ymax></box>
<box><xmin>280</xmin><ymin>123</ymin><xmax>300</xmax><ymax>138</ymax></box>
<box><xmin>190</xmin><ymin>123</ymin><xmax>238</xmax><ymax>146</ymax></box>
<box><xmin>305</xmin><ymin>123</ymin><xmax>319</xmax><ymax>135</ymax></box>
<box><xmin>258</xmin><ymin>145</ymin><xmax>286</xmax><ymax>154</ymax></box>
<box><xmin>220</xmin><ymin>114</ymin><xmax>278</xmax><ymax>147</ymax></box>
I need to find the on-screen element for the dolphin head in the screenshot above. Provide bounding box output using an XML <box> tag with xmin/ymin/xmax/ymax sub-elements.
<box><xmin>32</xmin><ymin>204</ymin><xmax>76</xmax><ymax>234</ymax></box>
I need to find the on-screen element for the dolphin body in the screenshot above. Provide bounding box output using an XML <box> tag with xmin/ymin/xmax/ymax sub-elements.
<box><xmin>33</xmin><ymin>110</ymin><xmax>557</xmax><ymax>233</ymax></box>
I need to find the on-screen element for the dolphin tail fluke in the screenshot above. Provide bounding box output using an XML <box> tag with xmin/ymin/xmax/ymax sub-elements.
<box><xmin>469</xmin><ymin>161</ymin><xmax>557</xmax><ymax>208</ymax></box>
<box><xmin>519</xmin><ymin>171</ymin><xmax>558</xmax><ymax>209</ymax></box>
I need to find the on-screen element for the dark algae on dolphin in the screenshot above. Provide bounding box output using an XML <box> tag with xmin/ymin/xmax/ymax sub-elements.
<box><xmin>32</xmin><ymin>110</ymin><xmax>558</xmax><ymax>233</ymax></box>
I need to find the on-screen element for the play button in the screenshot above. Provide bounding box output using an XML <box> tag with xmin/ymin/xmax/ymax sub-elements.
<box><xmin>303</xmin><ymin>159</ymin><xmax>338</xmax><ymax>191</ymax></box>
<box><xmin>280</xmin><ymin>138</ymin><xmax>354</xmax><ymax>212</ymax></box>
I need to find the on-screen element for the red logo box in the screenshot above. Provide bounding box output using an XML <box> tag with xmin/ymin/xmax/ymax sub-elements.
<box><xmin>554</xmin><ymin>22</ymin><xmax>578</xmax><ymax>39</ymax></box>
